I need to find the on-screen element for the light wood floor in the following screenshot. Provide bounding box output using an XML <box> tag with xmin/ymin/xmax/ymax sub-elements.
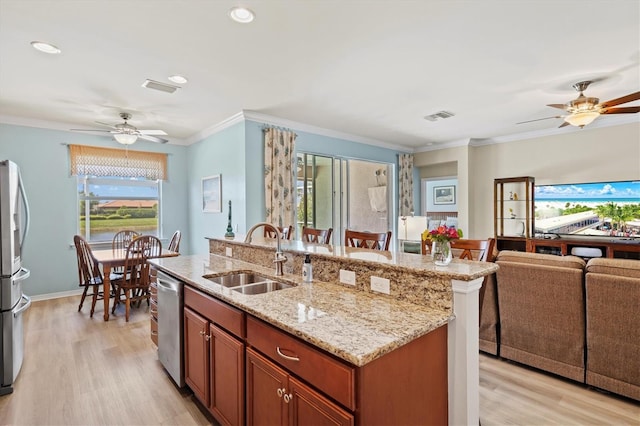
<box><xmin>1</xmin><ymin>296</ymin><xmax>638</xmax><ymax>425</ymax></box>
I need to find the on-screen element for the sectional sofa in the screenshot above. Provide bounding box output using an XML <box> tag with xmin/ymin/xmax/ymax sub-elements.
<box><xmin>479</xmin><ymin>251</ymin><xmax>640</xmax><ymax>401</ymax></box>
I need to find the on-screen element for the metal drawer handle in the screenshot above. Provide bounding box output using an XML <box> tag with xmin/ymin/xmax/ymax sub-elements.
<box><xmin>283</xmin><ymin>393</ymin><xmax>292</xmax><ymax>403</ymax></box>
<box><xmin>277</xmin><ymin>388</ymin><xmax>284</xmax><ymax>398</ymax></box>
<box><xmin>276</xmin><ymin>347</ymin><xmax>300</xmax><ymax>362</ymax></box>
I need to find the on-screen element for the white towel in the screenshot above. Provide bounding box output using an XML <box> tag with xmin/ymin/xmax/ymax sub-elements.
<box><xmin>368</xmin><ymin>186</ymin><xmax>387</xmax><ymax>212</ymax></box>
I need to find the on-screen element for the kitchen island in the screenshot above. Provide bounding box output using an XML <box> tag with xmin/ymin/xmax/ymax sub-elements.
<box><xmin>149</xmin><ymin>236</ymin><xmax>498</xmax><ymax>425</ymax></box>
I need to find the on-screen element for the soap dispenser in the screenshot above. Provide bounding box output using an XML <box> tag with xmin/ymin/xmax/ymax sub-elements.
<box><xmin>302</xmin><ymin>253</ymin><xmax>313</xmax><ymax>282</ymax></box>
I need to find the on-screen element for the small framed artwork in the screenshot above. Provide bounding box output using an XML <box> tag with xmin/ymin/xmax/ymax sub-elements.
<box><xmin>202</xmin><ymin>175</ymin><xmax>221</xmax><ymax>213</ymax></box>
<box><xmin>434</xmin><ymin>185</ymin><xmax>455</xmax><ymax>205</ymax></box>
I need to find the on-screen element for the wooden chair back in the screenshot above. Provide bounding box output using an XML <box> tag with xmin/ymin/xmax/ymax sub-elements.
<box><xmin>112</xmin><ymin>235</ymin><xmax>162</xmax><ymax>321</ymax></box>
<box><xmin>168</xmin><ymin>230</ymin><xmax>182</xmax><ymax>253</ymax></box>
<box><xmin>264</xmin><ymin>225</ymin><xmax>293</xmax><ymax>240</ymax></box>
<box><xmin>345</xmin><ymin>229</ymin><xmax>392</xmax><ymax>251</ymax></box>
<box><xmin>301</xmin><ymin>226</ymin><xmax>333</xmax><ymax>244</ymax></box>
<box><xmin>112</xmin><ymin>230</ymin><xmax>140</xmax><ymax>250</ymax></box>
<box><xmin>421</xmin><ymin>237</ymin><xmax>490</xmax><ymax>260</ymax></box>
<box><xmin>74</xmin><ymin>235</ymin><xmax>106</xmax><ymax>317</ymax></box>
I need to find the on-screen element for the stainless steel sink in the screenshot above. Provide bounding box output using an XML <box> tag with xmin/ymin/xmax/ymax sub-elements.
<box><xmin>230</xmin><ymin>281</ymin><xmax>292</xmax><ymax>295</ymax></box>
<box><xmin>206</xmin><ymin>272</ymin><xmax>271</xmax><ymax>287</ymax></box>
<box><xmin>204</xmin><ymin>272</ymin><xmax>293</xmax><ymax>295</ymax></box>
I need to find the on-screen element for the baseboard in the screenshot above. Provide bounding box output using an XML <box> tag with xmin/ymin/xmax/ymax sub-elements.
<box><xmin>29</xmin><ymin>288</ymin><xmax>84</xmax><ymax>302</ymax></box>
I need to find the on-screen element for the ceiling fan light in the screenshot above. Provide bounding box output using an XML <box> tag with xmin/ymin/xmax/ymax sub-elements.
<box><xmin>114</xmin><ymin>133</ymin><xmax>138</xmax><ymax>145</ymax></box>
<box><xmin>564</xmin><ymin>111</ymin><xmax>600</xmax><ymax>128</ymax></box>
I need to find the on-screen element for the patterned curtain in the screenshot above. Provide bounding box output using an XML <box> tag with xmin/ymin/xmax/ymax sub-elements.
<box><xmin>399</xmin><ymin>153</ymin><xmax>414</xmax><ymax>216</ymax></box>
<box><xmin>264</xmin><ymin>128</ymin><xmax>297</xmax><ymax>230</ymax></box>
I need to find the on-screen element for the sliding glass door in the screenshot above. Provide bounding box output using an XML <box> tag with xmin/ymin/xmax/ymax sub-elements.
<box><xmin>297</xmin><ymin>153</ymin><xmax>393</xmax><ymax>246</ymax></box>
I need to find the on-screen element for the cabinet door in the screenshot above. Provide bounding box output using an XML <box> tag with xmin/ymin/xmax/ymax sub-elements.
<box><xmin>288</xmin><ymin>377</ymin><xmax>354</xmax><ymax>426</ymax></box>
<box><xmin>184</xmin><ymin>307</ymin><xmax>209</xmax><ymax>405</ymax></box>
<box><xmin>246</xmin><ymin>348</ymin><xmax>288</xmax><ymax>426</ymax></box>
<box><xmin>210</xmin><ymin>323</ymin><xmax>244</xmax><ymax>426</ymax></box>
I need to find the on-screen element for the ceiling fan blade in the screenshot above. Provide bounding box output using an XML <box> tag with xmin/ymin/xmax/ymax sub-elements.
<box><xmin>516</xmin><ymin>116</ymin><xmax>561</xmax><ymax>124</ymax></box>
<box><xmin>70</xmin><ymin>128</ymin><xmax>112</xmax><ymax>133</ymax></box>
<box><xmin>546</xmin><ymin>104</ymin><xmax>567</xmax><ymax>110</ymax></box>
<box><xmin>138</xmin><ymin>134</ymin><xmax>169</xmax><ymax>144</ymax></box>
<box><xmin>599</xmin><ymin>91</ymin><xmax>640</xmax><ymax>109</ymax></box>
<box><xmin>601</xmin><ymin>106</ymin><xmax>640</xmax><ymax>114</ymax></box>
<box><xmin>139</xmin><ymin>129</ymin><xmax>168</xmax><ymax>136</ymax></box>
<box><xmin>95</xmin><ymin>120</ymin><xmax>119</xmax><ymax>129</ymax></box>
<box><xmin>558</xmin><ymin>121</ymin><xmax>571</xmax><ymax>128</ymax></box>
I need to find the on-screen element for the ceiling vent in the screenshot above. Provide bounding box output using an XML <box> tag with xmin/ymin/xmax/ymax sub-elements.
<box><xmin>424</xmin><ymin>111</ymin><xmax>455</xmax><ymax>122</ymax></box>
<box><xmin>142</xmin><ymin>79</ymin><xmax>180</xmax><ymax>94</ymax></box>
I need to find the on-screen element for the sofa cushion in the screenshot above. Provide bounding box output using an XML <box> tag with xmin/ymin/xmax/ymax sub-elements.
<box><xmin>496</xmin><ymin>250</ymin><xmax>585</xmax><ymax>270</ymax></box>
<box><xmin>586</xmin><ymin>258</ymin><xmax>640</xmax><ymax>279</ymax></box>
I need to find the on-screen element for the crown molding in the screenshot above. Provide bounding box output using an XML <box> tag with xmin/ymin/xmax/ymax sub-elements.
<box><xmin>184</xmin><ymin>111</ymin><xmax>246</xmax><ymax>145</ymax></box>
<box><xmin>241</xmin><ymin>110</ymin><xmax>414</xmax><ymax>153</ymax></box>
<box><xmin>413</xmin><ymin>138</ymin><xmax>472</xmax><ymax>153</ymax></box>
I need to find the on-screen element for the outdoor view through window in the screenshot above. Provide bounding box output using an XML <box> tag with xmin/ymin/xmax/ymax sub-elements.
<box><xmin>534</xmin><ymin>180</ymin><xmax>640</xmax><ymax>238</ymax></box>
<box><xmin>78</xmin><ymin>176</ymin><xmax>160</xmax><ymax>242</ymax></box>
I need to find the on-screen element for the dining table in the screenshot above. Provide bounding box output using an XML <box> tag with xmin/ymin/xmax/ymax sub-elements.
<box><xmin>92</xmin><ymin>247</ymin><xmax>179</xmax><ymax>321</ymax></box>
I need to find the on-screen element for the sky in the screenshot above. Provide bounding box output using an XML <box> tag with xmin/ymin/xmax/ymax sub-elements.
<box><xmin>535</xmin><ymin>181</ymin><xmax>640</xmax><ymax>200</ymax></box>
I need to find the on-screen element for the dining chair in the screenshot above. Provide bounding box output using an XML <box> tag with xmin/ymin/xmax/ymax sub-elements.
<box><xmin>264</xmin><ymin>225</ymin><xmax>293</xmax><ymax>240</ymax></box>
<box><xmin>112</xmin><ymin>230</ymin><xmax>140</xmax><ymax>274</ymax></box>
<box><xmin>74</xmin><ymin>235</ymin><xmax>122</xmax><ymax>318</ymax></box>
<box><xmin>111</xmin><ymin>235</ymin><xmax>162</xmax><ymax>322</ymax></box>
<box><xmin>301</xmin><ymin>226</ymin><xmax>333</xmax><ymax>244</ymax></box>
<box><xmin>344</xmin><ymin>229</ymin><xmax>392</xmax><ymax>251</ymax></box>
<box><xmin>168</xmin><ymin>230</ymin><xmax>182</xmax><ymax>253</ymax></box>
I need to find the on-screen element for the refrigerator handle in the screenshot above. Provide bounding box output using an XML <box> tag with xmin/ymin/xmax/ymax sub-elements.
<box><xmin>18</xmin><ymin>168</ymin><xmax>30</xmax><ymax>250</ymax></box>
<box><xmin>13</xmin><ymin>268</ymin><xmax>30</xmax><ymax>283</ymax></box>
<box><xmin>14</xmin><ymin>294</ymin><xmax>32</xmax><ymax>317</ymax></box>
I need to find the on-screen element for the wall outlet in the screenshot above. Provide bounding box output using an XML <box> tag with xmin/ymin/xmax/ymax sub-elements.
<box><xmin>225</xmin><ymin>247</ymin><xmax>233</xmax><ymax>257</ymax></box>
<box><xmin>370</xmin><ymin>276</ymin><xmax>390</xmax><ymax>294</ymax></box>
<box><xmin>339</xmin><ymin>269</ymin><xmax>356</xmax><ymax>286</ymax></box>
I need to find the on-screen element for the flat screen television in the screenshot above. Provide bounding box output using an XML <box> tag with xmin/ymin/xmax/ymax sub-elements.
<box><xmin>534</xmin><ymin>180</ymin><xmax>640</xmax><ymax>239</ymax></box>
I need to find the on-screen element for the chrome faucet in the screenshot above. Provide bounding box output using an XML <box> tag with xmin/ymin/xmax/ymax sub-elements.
<box><xmin>244</xmin><ymin>222</ymin><xmax>288</xmax><ymax>276</ymax></box>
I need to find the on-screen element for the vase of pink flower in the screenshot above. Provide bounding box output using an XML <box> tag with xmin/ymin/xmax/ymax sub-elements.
<box><xmin>421</xmin><ymin>225</ymin><xmax>463</xmax><ymax>266</ymax></box>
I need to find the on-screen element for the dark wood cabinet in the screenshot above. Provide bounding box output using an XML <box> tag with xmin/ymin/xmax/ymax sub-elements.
<box><xmin>184</xmin><ymin>285</ymin><xmax>447</xmax><ymax>425</ymax></box>
<box><xmin>246</xmin><ymin>348</ymin><xmax>353</xmax><ymax>426</ymax></box>
<box><xmin>184</xmin><ymin>307</ymin><xmax>209</xmax><ymax>404</ymax></box>
<box><xmin>184</xmin><ymin>287</ymin><xmax>245</xmax><ymax>426</ymax></box>
<box><xmin>210</xmin><ymin>323</ymin><xmax>244</xmax><ymax>425</ymax></box>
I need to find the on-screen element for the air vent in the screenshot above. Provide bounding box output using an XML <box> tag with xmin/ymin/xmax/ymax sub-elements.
<box><xmin>424</xmin><ymin>111</ymin><xmax>455</xmax><ymax>122</ymax></box>
<box><xmin>142</xmin><ymin>79</ymin><xmax>180</xmax><ymax>94</ymax></box>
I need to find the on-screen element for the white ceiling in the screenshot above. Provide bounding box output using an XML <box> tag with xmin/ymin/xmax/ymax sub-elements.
<box><xmin>0</xmin><ymin>0</ymin><xmax>639</xmax><ymax>151</ymax></box>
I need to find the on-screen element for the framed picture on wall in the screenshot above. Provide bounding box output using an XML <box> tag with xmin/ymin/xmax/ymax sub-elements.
<box><xmin>202</xmin><ymin>175</ymin><xmax>221</xmax><ymax>213</ymax></box>
<box><xmin>434</xmin><ymin>185</ymin><xmax>455</xmax><ymax>205</ymax></box>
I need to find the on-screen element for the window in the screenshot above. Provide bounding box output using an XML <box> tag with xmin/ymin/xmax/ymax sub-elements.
<box><xmin>69</xmin><ymin>144</ymin><xmax>167</xmax><ymax>242</ymax></box>
<box><xmin>78</xmin><ymin>176</ymin><xmax>161</xmax><ymax>242</ymax></box>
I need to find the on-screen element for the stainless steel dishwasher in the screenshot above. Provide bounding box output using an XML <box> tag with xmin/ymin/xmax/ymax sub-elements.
<box><xmin>156</xmin><ymin>270</ymin><xmax>184</xmax><ymax>387</ymax></box>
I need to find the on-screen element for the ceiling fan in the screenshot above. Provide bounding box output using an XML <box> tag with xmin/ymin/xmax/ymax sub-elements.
<box><xmin>518</xmin><ymin>81</ymin><xmax>640</xmax><ymax>128</ymax></box>
<box><xmin>71</xmin><ymin>112</ymin><xmax>169</xmax><ymax>144</ymax></box>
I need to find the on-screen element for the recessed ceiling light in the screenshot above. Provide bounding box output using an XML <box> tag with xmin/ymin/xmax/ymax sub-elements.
<box><xmin>30</xmin><ymin>41</ymin><xmax>61</xmax><ymax>54</ymax></box>
<box><xmin>228</xmin><ymin>6</ymin><xmax>255</xmax><ymax>23</ymax></box>
<box><xmin>168</xmin><ymin>75</ymin><xmax>188</xmax><ymax>84</ymax></box>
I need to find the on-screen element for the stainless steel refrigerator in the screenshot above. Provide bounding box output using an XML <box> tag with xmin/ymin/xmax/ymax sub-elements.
<box><xmin>0</xmin><ymin>160</ymin><xmax>31</xmax><ymax>395</ymax></box>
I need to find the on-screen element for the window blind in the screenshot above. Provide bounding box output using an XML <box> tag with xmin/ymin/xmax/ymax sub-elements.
<box><xmin>69</xmin><ymin>144</ymin><xmax>167</xmax><ymax>180</ymax></box>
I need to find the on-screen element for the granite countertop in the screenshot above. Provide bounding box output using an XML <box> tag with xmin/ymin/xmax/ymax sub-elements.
<box><xmin>149</xmin><ymin>254</ymin><xmax>454</xmax><ymax>367</ymax></box>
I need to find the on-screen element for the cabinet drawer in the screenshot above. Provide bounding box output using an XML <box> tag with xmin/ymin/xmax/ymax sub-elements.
<box><xmin>247</xmin><ymin>316</ymin><xmax>355</xmax><ymax>410</ymax></box>
<box><xmin>184</xmin><ymin>286</ymin><xmax>245</xmax><ymax>339</ymax></box>
<box><xmin>150</xmin><ymin>317</ymin><xmax>158</xmax><ymax>346</ymax></box>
